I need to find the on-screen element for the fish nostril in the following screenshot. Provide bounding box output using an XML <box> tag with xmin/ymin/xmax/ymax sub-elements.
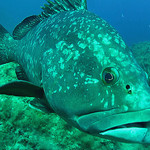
<box><xmin>126</xmin><ymin>85</ymin><xmax>132</xmax><ymax>94</ymax></box>
<box><xmin>128</xmin><ymin>89</ymin><xmax>132</xmax><ymax>94</ymax></box>
<box><xmin>126</xmin><ymin>85</ymin><xmax>130</xmax><ymax>90</ymax></box>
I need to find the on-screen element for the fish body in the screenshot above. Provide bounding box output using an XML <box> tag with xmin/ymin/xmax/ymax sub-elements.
<box><xmin>0</xmin><ymin>0</ymin><xmax>150</xmax><ymax>144</ymax></box>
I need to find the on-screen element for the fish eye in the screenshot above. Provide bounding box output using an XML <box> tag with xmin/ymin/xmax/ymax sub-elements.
<box><xmin>102</xmin><ymin>67</ymin><xmax>119</xmax><ymax>85</ymax></box>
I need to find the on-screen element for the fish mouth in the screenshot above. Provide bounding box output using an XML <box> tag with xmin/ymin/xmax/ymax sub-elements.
<box><xmin>77</xmin><ymin>109</ymin><xmax>150</xmax><ymax>143</ymax></box>
<box><xmin>103</xmin><ymin>121</ymin><xmax>149</xmax><ymax>130</ymax></box>
<box><xmin>99</xmin><ymin>121</ymin><xmax>150</xmax><ymax>143</ymax></box>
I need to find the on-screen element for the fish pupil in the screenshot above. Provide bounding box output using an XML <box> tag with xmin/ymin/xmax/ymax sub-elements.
<box><xmin>105</xmin><ymin>73</ymin><xmax>114</xmax><ymax>83</ymax></box>
<box><xmin>126</xmin><ymin>85</ymin><xmax>130</xmax><ymax>89</ymax></box>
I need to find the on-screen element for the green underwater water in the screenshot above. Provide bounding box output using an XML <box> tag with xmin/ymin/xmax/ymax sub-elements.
<box><xmin>131</xmin><ymin>42</ymin><xmax>150</xmax><ymax>86</ymax></box>
<box><xmin>0</xmin><ymin>41</ymin><xmax>150</xmax><ymax>149</ymax></box>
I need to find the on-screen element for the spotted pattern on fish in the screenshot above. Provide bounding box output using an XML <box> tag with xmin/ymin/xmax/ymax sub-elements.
<box><xmin>11</xmin><ymin>10</ymin><xmax>147</xmax><ymax>113</ymax></box>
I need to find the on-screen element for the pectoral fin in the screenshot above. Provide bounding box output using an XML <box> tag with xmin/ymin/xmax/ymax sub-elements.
<box><xmin>29</xmin><ymin>98</ymin><xmax>54</xmax><ymax>113</ymax></box>
<box><xmin>15</xmin><ymin>65</ymin><xmax>29</xmax><ymax>81</ymax></box>
<box><xmin>0</xmin><ymin>80</ymin><xmax>44</xmax><ymax>98</ymax></box>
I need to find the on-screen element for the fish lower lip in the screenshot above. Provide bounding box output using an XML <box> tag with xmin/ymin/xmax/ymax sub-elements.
<box><xmin>99</xmin><ymin>127</ymin><xmax>149</xmax><ymax>143</ymax></box>
<box><xmin>99</xmin><ymin>122</ymin><xmax>150</xmax><ymax>143</ymax></box>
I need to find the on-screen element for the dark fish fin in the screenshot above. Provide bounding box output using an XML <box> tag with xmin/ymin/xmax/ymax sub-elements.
<box><xmin>15</xmin><ymin>65</ymin><xmax>29</xmax><ymax>81</ymax></box>
<box><xmin>0</xmin><ymin>51</ymin><xmax>9</xmax><ymax>65</ymax></box>
<box><xmin>41</xmin><ymin>0</ymin><xmax>87</xmax><ymax>17</ymax></box>
<box><xmin>29</xmin><ymin>98</ymin><xmax>55</xmax><ymax>113</ymax></box>
<box><xmin>0</xmin><ymin>24</ymin><xmax>14</xmax><ymax>65</ymax></box>
<box><xmin>13</xmin><ymin>15</ymin><xmax>43</xmax><ymax>40</ymax></box>
<box><xmin>0</xmin><ymin>80</ymin><xmax>44</xmax><ymax>98</ymax></box>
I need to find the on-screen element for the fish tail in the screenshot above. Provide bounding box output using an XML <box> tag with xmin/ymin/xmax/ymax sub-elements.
<box><xmin>0</xmin><ymin>24</ymin><xmax>15</xmax><ymax>65</ymax></box>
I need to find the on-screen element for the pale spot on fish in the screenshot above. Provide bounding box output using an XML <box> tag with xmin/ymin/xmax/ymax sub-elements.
<box><xmin>52</xmin><ymin>71</ymin><xmax>57</xmax><ymax>78</ymax></box>
<box><xmin>58</xmin><ymin>57</ymin><xmax>64</xmax><ymax>64</ymax></box>
<box><xmin>109</xmin><ymin>48</ymin><xmax>118</xmax><ymax>57</ymax></box>
<box><xmin>60</xmin><ymin>63</ymin><xmax>65</xmax><ymax>69</ymax></box>
<box><xmin>80</xmin><ymin>72</ymin><xmax>85</xmax><ymax>78</ymax></box>
<box><xmin>116</xmin><ymin>56</ymin><xmax>123</xmax><ymax>62</ymax></box>
<box><xmin>56</xmin><ymin>41</ymin><xmax>66</xmax><ymax>50</ymax></box>
<box><xmin>72</xmin><ymin>22</ymin><xmax>77</xmax><ymax>25</ymax></box>
<box><xmin>103</xmin><ymin>57</ymin><xmax>110</xmax><ymax>65</ymax></box>
<box><xmin>85</xmin><ymin>78</ymin><xmax>99</xmax><ymax>84</ymax></box>
<box><xmin>78</xmin><ymin>32</ymin><xmax>83</xmax><ymax>39</ymax></box>
<box><xmin>59</xmin><ymin>86</ymin><xmax>62</xmax><ymax>92</ymax></box>
<box><xmin>120</xmin><ymin>40</ymin><xmax>126</xmax><ymax>48</ymax></box>
<box><xmin>104</xmin><ymin>102</ymin><xmax>108</xmax><ymax>109</ymax></box>
<box><xmin>106</xmin><ymin>90</ymin><xmax>109</xmax><ymax>95</ymax></box>
<box><xmin>112</xmin><ymin>94</ymin><xmax>115</xmax><ymax>106</ymax></box>
<box><xmin>101</xmin><ymin>98</ymin><xmax>105</xmax><ymax>103</ymax></box>
<box><xmin>102</xmin><ymin>37</ymin><xmax>111</xmax><ymax>45</ymax></box>
<box><xmin>78</xmin><ymin>42</ymin><xmax>87</xmax><ymax>49</ymax></box>
<box><xmin>94</xmin><ymin>50</ymin><xmax>105</xmax><ymax>63</ymax></box>
<box><xmin>114</xmin><ymin>38</ymin><xmax>120</xmax><ymax>44</ymax></box>
<box><xmin>53</xmin><ymin>90</ymin><xmax>57</xmax><ymax>94</ymax></box>
<box><xmin>98</xmin><ymin>34</ymin><xmax>102</xmax><ymax>38</ymax></box>
<box><xmin>74</xmin><ymin>84</ymin><xmax>78</xmax><ymax>88</ymax></box>
<box><xmin>73</xmin><ymin>51</ymin><xmax>80</xmax><ymax>60</ymax></box>
<box><xmin>60</xmin><ymin>75</ymin><xmax>63</xmax><ymax>79</ymax></box>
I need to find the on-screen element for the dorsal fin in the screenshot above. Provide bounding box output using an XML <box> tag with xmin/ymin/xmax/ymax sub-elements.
<box><xmin>13</xmin><ymin>15</ymin><xmax>42</xmax><ymax>40</ymax></box>
<box><xmin>12</xmin><ymin>0</ymin><xmax>87</xmax><ymax>40</ymax></box>
<box><xmin>41</xmin><ymin>0</ymin><xmax>87</xmax><ymax>17</ymax></box>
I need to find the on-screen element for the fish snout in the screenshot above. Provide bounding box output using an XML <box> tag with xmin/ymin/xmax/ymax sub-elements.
<box><xmin>76</xmin><ymin>108</ymin><xmax>150</xmax><ymax>143</ymax></box>
<box><xmin>124</xmin><ymin>81</ymin><xmax>150</xmax><ymax>111</ymax></box>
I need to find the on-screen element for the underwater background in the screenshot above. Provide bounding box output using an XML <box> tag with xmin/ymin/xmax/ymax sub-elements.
<box><xmin>0</xmin><ymin>0</ymin><xmax>150</xmax><ymax>149</ymax></box>
<box><xmin>1</xmin><ymin>0</ymin><xmax>150</xmax><ymax>46</ymax></box>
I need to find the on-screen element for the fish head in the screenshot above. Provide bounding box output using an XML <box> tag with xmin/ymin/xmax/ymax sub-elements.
<box><xmin>42</xmin><ymin>10</ymin><xmax>150</xmax><ymax>143</ymax></box>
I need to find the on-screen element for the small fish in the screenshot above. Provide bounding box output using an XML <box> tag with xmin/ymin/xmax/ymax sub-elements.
<box><xmin>0</xmin><ymin>0</ymin><xmax>150</xmax><ymax>144</ymax></box>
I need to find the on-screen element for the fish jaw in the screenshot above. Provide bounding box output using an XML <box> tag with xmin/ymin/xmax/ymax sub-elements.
<box><xmin>99</xmin><ymin>128</ymin><xmax>148</xmax><ymax>143</ymax></box>
<box><xmin>76</xmin><ymin>108</ymin><xmax>150</xmax><ymax>144</ymax></box>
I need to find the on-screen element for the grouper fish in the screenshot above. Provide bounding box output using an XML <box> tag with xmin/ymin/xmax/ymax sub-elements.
<box><xmin>0</xmin><ymin>0</ymin><xmax>150</xmax><ymax>144</ymax></box>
